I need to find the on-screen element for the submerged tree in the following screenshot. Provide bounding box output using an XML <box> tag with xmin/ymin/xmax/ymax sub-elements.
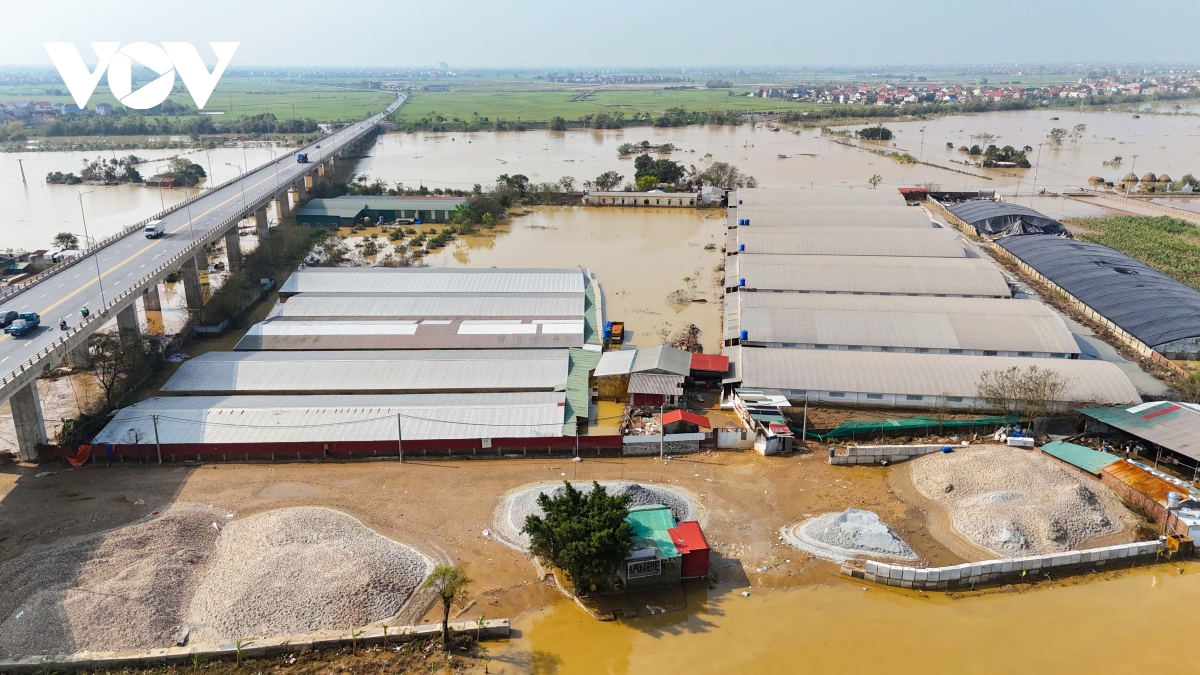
<box><xmin>521</xmin><ymin>481</ymin><xmax>633</xmax><ymax>594</ymax></box>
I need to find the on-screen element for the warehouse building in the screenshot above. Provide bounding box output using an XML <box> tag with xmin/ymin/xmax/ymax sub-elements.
<box><xmin>942</xmin><ymin>200</ymin><xmax>1067</xmax><ymax>237</ymax></box>
<box><xmin>727</xmin><ymin>227</ymin><xmax>966</xmax><ymax>258</ymax></box>
<box><xmin>724</xmin><ymin>293</ymin><xmax>1078</xmax><ymax>357</ymax></box>
<box><xmin>593</xmin><ymin>344</ymin><xmax>693</xmax><ymax>406</ymax></box>
<box><xmin>295</xmin><ymin>196</ymin><xmax>468</xmax><ymax>226</ymax></box>
<box><xmin>280</xmin><ymin>267</ymin><xmax>584</xmax><ymax>298</ymax></box>
<box><xmin>727</xmin><ymin>206</ymin><xmax>934</xmax><ymax>230</ymax></box>
<box><xmin>732</xmin><ymin>188</ymin><xmax>907</xmax><ymax>207</ymax></box>
<box><xmin>582</xmin><ymin>191</ymin><xmax>698</xmax><ymax>207</ymax></box>
<box><xmin>234</xmin><ymin>318</ymin><xmax>586</xmax><ymax>350</ymax></box>
<box><xmin>269</xmin><ymin>293</ymin><xmax>585</xmax><ymax>320</ymax></box>
<box><xmin>1080</xmin><ymin>401</ymin><xmax>1200</xmax><ymax>471</ymax></box>
<box><xmin>723</xmin><ymin>347</ymin><xmax>1140</xmax><ymax>409</ymax></box>
<box><xmin>726</xmin><ymin>254</ymin><xmax>1012</xmax><ymax>297</ymax></box>
<box><xmin>995</xmin><ymin>236</ymin><xmax>1200</xmax><ymax>361</ymax></box>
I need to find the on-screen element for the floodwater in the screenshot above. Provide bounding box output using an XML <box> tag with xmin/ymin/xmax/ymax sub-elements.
<box><xmin>488</xmin><ymin>563</ymin><xmax>1199</xmax><ymax>674</ymax></box>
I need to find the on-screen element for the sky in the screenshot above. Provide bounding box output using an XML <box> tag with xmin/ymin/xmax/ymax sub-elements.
<box><xmin>5</xmin><ymin>0</ymin><xmax>1200</xmax><ymax>69</ymax></box>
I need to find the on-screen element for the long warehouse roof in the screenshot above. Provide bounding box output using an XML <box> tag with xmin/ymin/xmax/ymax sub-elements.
<box><xmin>734</xmin><ymin>305</ymin><xmax>1078</xmax><ymax>354</ymax></box>
<box><xmin>1079</xmin><ymin>401</ymin><xmax>1200</xmax><ymax>462</ymax></box>
<box><xmin>272</xmin><ymin>292</ymin><xmax>585</xmax><ymax>319</ymax></box>
<box><xmin>728</xmin><ymin>207</ymin><xmax>933</xmax><ymax>229</ymax></box>
<box><xmin>733</xmin><ymin>188</ymin><xmax>906</xmax><ymax>207</ymax></box>
<box><xmin>726</xmin><ymin>347</ymin><xmax>1140</xmax><ymax>405</ymax></box>
<box><xmin>161</xmin><ymin>349</ymin><xmax>570</xmax><ymax>394</ymax></box>
<box><xmin>946</xmin><ymin>200</ymin><xmax>1066</xmax><ymax>236</ymax></box>
<box><xmin>279</xmin><ymin>268</ymin><xmax>587</xmax><ymax>296</ymax></box>
<box><xmin>92</xmin><ymin>392</ymin><xmax>566</xmax><ymax>445</ymax></box>
<box><xmin>996</xmin><ymin>236</ymin><xmax>1200</xmax><ymax>348</ymax></box>
<box><xmin>730</xmin><ymin>228</ymin><xmax>966</xmax><ymax>258</ymax></box>
<box><xmin>234</xmin><ymin>319</ymin><xmax>585</xmax><ymax>351</ymax></box>
<box><xmin>723</xmin><ymin>293</ymin><xmax>1063</xmax><ymax>341</ymax></box>
<box><xmin>728</xmin><ymin>254</ymin><xmax>1012</xmax><ymax>297</ymax></box>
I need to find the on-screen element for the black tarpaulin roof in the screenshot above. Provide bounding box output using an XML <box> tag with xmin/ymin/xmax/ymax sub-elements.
<box><xmin>997</xmin><ymin>236</ymin><xmax>1200</xmax><ymax>348</ymax></box>
<box><xmin>947</xmin><ymin>200</ymin><xmax>1066</xmax><ymax>236</ymax></box>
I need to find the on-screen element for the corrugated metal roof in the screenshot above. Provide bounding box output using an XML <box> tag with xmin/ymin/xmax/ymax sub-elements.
<box><xmin>280</xmin><ymin>268</ymin><xmax>587</xmax><ymax>296</ymax></box>
<box><xmin>997</xmin><ymin>236</ymin><xmax>1200</xmax><ymax>348</ymax></box>
<box><xmin>563</xmin><ymin>348</ymin><xmax>602</xmax><ymax>435</ymax></box>
<box><xmin>1040</xmin><ymin>440</ymin><xmax>1120</xmax><ymax>475</ymax></box>
<box><xmin>161</xmin><ymin>349</ymin><xmax>570</xmax><ymax>394</ymax></box>
<box><xmin>662</xmin><ymin>409</ymin><xmax>712</xmax><ymax>428</ymax></box>
<box><xmin>668</xmin><ymin>521</ymin><xmax>709</xmax><ymax>555</ymax></box>
<box><xmin>733</xmin><ymin>188</ymin><xmax>906</xmax><ymax>207</ymax></box>
<box><xmin>737</xmin><ymin>306</ymin><xmax>1078</xmax><ymax>354</ymax></box>
<box><xmin>92</xmin><ymin>392</ymin><xmax>566</xmax><ymax>445</ymax></box>
<box><xmin>627</xmin><ymin>505</ymin><xmax>679</xmax><ymax>558</ymax></box>
<box><xmin>628</xmin><ymin>373</ymin><xmax>685</xmax><ymax>395</ymax></box>
<box><xmin>297</xmin><ymin>196</ymin><xmax>470</xmax><ymax>218</ymax></box>
<box><xmin>730</xmin><ymin>207</ymin><xmax>933</xmax><ymax>229</ymax></box>
<box><xmin>1103</xmin><ymin>460</ymin><xmax>1187</xmax><ymax>504</ymax></box>
<box><xmin>727</xmin><ymin>347</ymin><xmax>1140</xmax><ymax>404</ymax></box>
<box><xmin>690</xmin><ymin>353</ymin><xmax>729</xmax><ymax>373</ymax></box>
<box><xmin>631</xmin><ymin>345</ymin><xmax>693</xmax><ymax>376</ymax></box>
<box><xmin>595</xmin><ymin>350</ymin><xmax>637</xmax><ymax>376</ymax></box>
<box><xmin>294</xmin><ymin>199</ymin><xmax>368</xmax><ymax>218</ymax></box>
<box><xmin>272</xmin><ymin>293</ymin><xmax>586</xmax><ymax>319</ymax></box>
<box><xmin>1079</xmin><ymin>401</ymin><xmax>1200</xmax><ymax>461</ymax></box>
<box><xmin>234</xmin><ymin>319</ymin><xmax>583</xmax><ymax>350</ymax></box>
<box><xmin>732</xmin><ymin>228</ymin><xmax>966</xmax><ymax>258</ymax></box>
<box><xmin>729</xmin><ymin>254</ymin><xmax>1012</xmax><ymax>297</ymax></box>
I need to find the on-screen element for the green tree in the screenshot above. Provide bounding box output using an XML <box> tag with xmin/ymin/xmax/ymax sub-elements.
<box><xmin>1048</xmin><ymin>128</ymin><xmax>1068</xmax><ymax>147</ymax></box>
<box><xmin>521</xmin><ymin>481</ymin><xmax>634</xmax><ymax>594</ymax></box>
<box><xmin>636</xmin><ymin>175</ymin><xmax>659</xmax><ymax>191</ymax></box>
<box><xmin>53</xmin><ymin>232</ymin><xmax>79</xmax><ymax>249</ymax></box>
<box><xmin>588</xmin><ymin>171</ymin><xmax>624</xmax><ymax>192</ymax></box>
<box><xmin>423</xmin><ymin>565</ymin><xmax>471</xmax><ymax>652</ymax></box>
<box><xmin>698</xmin><ymin>161</ymin><xmax>758</xmax><ymax>190</ymax></box>
<box><xmin>868</xmin><ymin>174</ymin><xmax>883</xmax><ymax>189</ymax></box>
<box><xmin>857</xmin><ymin>126</ymin><xmax>893</xmax><ymax>141</ymax></box>
<box><xmin>633</xmin><ymin>154</ymin><xmax>684</xmax><ymax>184</ymax></box>
<box><xmin>549</xmin><ymin>116</ymin><xmax>567</xmax><ymax>131</ymax></box>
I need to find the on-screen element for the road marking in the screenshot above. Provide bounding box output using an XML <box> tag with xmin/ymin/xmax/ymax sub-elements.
<box><xmin>0</xmin><ymin>358</ymin><xmax>7</xmax><ymax>363</ymax></box>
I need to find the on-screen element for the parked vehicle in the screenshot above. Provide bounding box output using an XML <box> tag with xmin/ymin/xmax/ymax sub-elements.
<box><xmin>0</xmin><ymin>310</ymin><xmax>17</xmax><ymax>328</ymax></box>
<box><xmin>296</xmin><ymin>153</ymin><xmax>308</xmax><ymax>164</ymax></box>
<box><xmin>144</xmin><ymin>219</ymin><xmax>166</xmax><ymax>238</ymax></box>
<box><xmin>4</xmin><ymin>312</ymin><xmax>40</xmax><ymax>336</ymax></box>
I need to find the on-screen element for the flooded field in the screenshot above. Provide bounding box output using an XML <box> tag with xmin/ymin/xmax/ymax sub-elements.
<box><xmin>489</xmin><ymin>564</ymin><xmax>1199</xmax><ymax>674</ymax></box>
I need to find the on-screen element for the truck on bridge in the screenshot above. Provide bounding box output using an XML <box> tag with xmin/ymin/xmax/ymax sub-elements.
<box><xmin>4</xmin><ymin>313</ymin><xmax>40</xmax><ymax>336</ymax></box>
<box><xmin>297</xmin><ymin>153</ymin><xmax>309</xmax><ymax>164</ymax></box>
<box><xmin>144</xmin><ymin>219</ymin><xmax>166</xmax><ymax>238</ymax></box>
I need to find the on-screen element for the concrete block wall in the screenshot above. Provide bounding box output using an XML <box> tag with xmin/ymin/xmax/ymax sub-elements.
<box><xmin>623</xmin><ymin>439</ymin><xmax>701</xmax><ymax>456</ymax></box>
<box><xmin>843</xmin><ymin>540</ymin><xmax>1166</xmax><ymax>591</ymax></box>
<box><xmin>829</xmin><ymin>444</ymin><xmax>951</xmax><ymax>465</ymax></box>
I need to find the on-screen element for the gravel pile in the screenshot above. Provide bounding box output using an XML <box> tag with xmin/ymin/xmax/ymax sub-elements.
<box><xmin>493</xmin><ymin>481</ymin><xmax>701</xmax><ymax>552</ymax></box>
<box><xmin>782</xmin><ymin>509</ymin><xmax>917</xmax><ymax>564</ymax></box>
<box><xmin>0</xmin><ymin>503</ymin><xmax>222</xmax><ymax>657</ymax></box>
<box><xmin>909</xmin><ymin>445</ymin><xmax>1134</xmax><ymax>557</ymax></box>
<box><xmin>186</xmin><ymin>507</ymin><xmax>431</xmax><ymax>645</ymax></box>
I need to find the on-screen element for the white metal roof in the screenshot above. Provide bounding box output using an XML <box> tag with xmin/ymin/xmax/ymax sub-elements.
<box><xmin>727</xmin><ymin>347</ymin><xmax>1140</xmax><ymax>405</ymax></box>
<box><xmin>279</xmin><ymin>268</ymin><xmax>586</xmax><ymax>295</ymax></box>
<box><xmin>160</xmin><ymin>349</ymin><xmax>570</xmax><ymax>394</ymax></box>
<box><xmin>595</xmin><ymin>349</ymin><xmax>638</xmax><ymax>376</ymax></box>
<box><xmin>271</xmin><ymin>293</ymin><xmax>586</xmax><ymax>319</ymax></box>
<box><xmin>235</xmin><ymin>319</ymin><xmax>584</xmax><ymax>350</ymax></box>
<box><xmin>729</xmin><ymin>207</ymin><xmax>933</xmax><ymax>229</ymax></box>
<box><xmin>732</xmin><ymin>228</ymin><xmax>966</xmax><ymax>258</ymax></box>
<box><xmin>733</xmin><ymin>188</ymin><xmax>906</xmax><ymax>207</ymax></box>
<box><xmin>594</xmin><ymin>345</ymin><xmax>693</xmax><ymax>377</ymax></box>
<box><xmin>728</xmin><ymin>254</ymin><xmax>1012</xmax><ymax>297</ymax></box>
<box><xmin>628</xmin><ymin>373</ymin><xmax>686</xmax><ymax>395</ymax></box>
<box><xmin>92</xmin><ymin>393</ymin><xmax>566</xmax><ymax>445</ymax></box>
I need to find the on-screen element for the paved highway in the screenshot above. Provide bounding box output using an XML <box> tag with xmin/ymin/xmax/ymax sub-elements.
<box><xmin>0</xmin><ymin>95</ymin><xmax>404</xmax><ymax>391</ymax></box>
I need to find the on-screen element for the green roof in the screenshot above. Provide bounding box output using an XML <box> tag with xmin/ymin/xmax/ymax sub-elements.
<box><xmin>626</xmin><ymin>504</ymin><xmax>679</xmax><ymax>558</ymax></box>
<box><xmin>1041</xmin><ymin>440</ymin><xmax>1120</xmax><ymax>475</ymax></box>
<box><xmin>562</xmin><ymin>347</ymin><xmax>601</xmax><ymax>436</ymax></box>
<box><xmin>583</xmin><ymin>283</ymin><xmax>602</xmax><ymax>347</ymax></box>
<box><xmin>297</xmin><ymin>196</ymin><xmax>469</xmax><ymax>219</ymax></box>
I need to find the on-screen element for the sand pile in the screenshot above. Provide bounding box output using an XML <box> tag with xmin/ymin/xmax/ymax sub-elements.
<box><xmin>186</xmin><ymin>507</ymin><xmax>431</xmax><ymax>645</ymax></box>
<box><xmin>782</xmin><ymin>509</ymin><xmax>917</xmax><ymax>563</ymax></box>
<box><xmin>0</xmin><ymin>503</ymin><xmax>222</xmax><ymax>657</ymax></box>
<box><xmin>493</xmin><ymin>481</ymin><xmax>701</xmax><ymax>552</ymax></box>
<box><xmin>909</xmin><ymin>445</ymin><xmax>1134</xmax><ymax>557</ymax></box>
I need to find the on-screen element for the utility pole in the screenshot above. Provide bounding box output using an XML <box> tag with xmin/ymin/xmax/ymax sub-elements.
<box><xmin>78</xmin><ymin>191</ymin><xmax>105</xmax><ymax>306</ymax></box>
<box><xmin>152</xmin><ymin>414</ymin><xmax>162</xmax><ymax>464</ymax></box>
<box><xmin>659</xmin><ymin>403</ymin><xmax>665</xmax><ymax>460</ymax></box>
<box><xmin>17</xmin><ymin>159</ymin><xmax>26</xmax><ymax>185</ymax></box>
<box><xmin>801</xmin><ymin>394</ymin><xmax>809</xmax><ymax>450</ymax></box>
<box><xmin>397</xmin><ymin>413</ymin><xmax>404</xmax><ymax>462</ymax></box>
<box><xmin>1031</xmin><ymin>143</ymin><xmax>1044</xmax><ymax>201</ymax></box>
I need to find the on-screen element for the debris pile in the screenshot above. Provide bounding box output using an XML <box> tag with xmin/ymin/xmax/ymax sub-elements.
<box><xmin>781</xmin><ymin>509</ymin><xmax>918</xmax><ymax>563</ymax></box>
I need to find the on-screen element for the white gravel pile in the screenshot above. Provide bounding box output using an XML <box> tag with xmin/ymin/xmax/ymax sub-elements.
<box><xmin>493</xmin><ymin>481</ymin><xmax>701</xmax><ymax>552</ymax></box>
<box><xmin>0</xmin><ymin>502</ymin><xmax>222</xmax><ymax>657</ymax></box>
<box><xmin>186</xmin><ymin>507</ymin><xmax>431</xmax><ymax>645</ymax></box>
<box><xmin>782</xmin><ymin>509</ymin><xmax>918</xmax><ymax>564</ymax></box>
<box><xmin>909</xmin><ymin>445</ymin><xmax>1133</xmax><ymax>557</ymax></box>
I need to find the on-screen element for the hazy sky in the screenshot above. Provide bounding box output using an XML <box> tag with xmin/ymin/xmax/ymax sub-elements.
<box><xmin>6</xmin><ymin>0</ymin><xmax>1200</xmax><ymax>68</ymax></box>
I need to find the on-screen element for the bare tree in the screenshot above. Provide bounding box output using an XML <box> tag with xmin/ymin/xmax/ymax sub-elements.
<box><xmin>977</xmin><ymin>365</ymin><xmax>1070</xmax><ymax>422</ymax></box>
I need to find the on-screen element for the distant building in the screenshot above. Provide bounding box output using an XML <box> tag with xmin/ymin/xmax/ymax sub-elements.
<box><xmin>583</xmin><ymin>190</ymin><xmax>697</xmax><ymax>207</ymax></box>
<box><xmin>95</xmin><ymin>102</ymin><xmax>113</xmax><ymax>115</ymax></box>
<box><xmin>422</xmin><ymin>84</ymin><xmax>449</xmax><ymax>92</ymax></box>
<box><xmin>619</xmin><ymin>504</ymin><xmax>710</xmax><ymax>590</ymax></box>
<box><xmin>295</xmin><ymin>195</ymin><xmax>468</xmax><ymax>227</ymax></box>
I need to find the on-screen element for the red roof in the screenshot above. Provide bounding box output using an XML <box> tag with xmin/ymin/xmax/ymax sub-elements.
<box><xmin>690</xmin><ymin>353</ymin><xmax>729</xmax><ymax>373</ymax></box>
<box><xmin>661</xmin><ymin>409</ymin><xmax>712</xmax><ymax>428</ymax></box>
<box><xmin>668</xmin><ymin>521</ymin><xmax>709</xmax><ymax>555</ymax></box>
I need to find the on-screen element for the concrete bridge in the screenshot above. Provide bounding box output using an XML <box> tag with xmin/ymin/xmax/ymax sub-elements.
<box><xmin>0</xmin><ymin>94</ymin><xmax>406</xmax><ymax>459</ymax></box>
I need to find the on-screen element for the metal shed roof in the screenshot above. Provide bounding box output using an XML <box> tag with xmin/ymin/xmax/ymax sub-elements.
<box><xmin>726</xmin><ymin>346</ymin><xmax>1139</xmax><ymax>404</ymax></box>
<box><xmin>92</xmin><ymin>392</ymin><xmax>566</xmax><ymax>445</ymax></box>
<box><xmin>945</xmin><ymin>200</ymin><xmax>1066</xmax><ymax>236</ymax></box>
<box><xmin>628</xmin><ymin>373</ymin><xmax>685</xmax><ymax>395</ymax></box>
<box><xmin>729</xmin><ymin>254</ymin><xmax>1012</xmax><ymax>297</ymax></box>
<box><xmin>736</xmin><ymin>305</ymin><xmax>1078</xmax><ymax>354</ymax></box>
<box><xmin>272</xmin><ymin>293</ymin><xmax>586</xmax><ymax>319</ymax></box>
<box><xmin>733</xmin><ymin>188</ymin><xmax>906</xmax><ymax>207</ymax></box>
<box><xmin>295</xmin><ymin>199</ymin><xmax>368</xmax><ymax>218</ymax></box>
<box><xmin>729</xmin><ymin>207</ymin><xmax>933</xmax><ymax>230</ymax></box>
<box><xmin>160</xmin><ymin>349</ymin><xmax>570</xmax><ymax>394</ymax></box>
<box><xmin>997</xmin><ymin>236</ymin><xmax>1200</xmax><ymax>348</ymax></box>
<box><xmin>279</xmin><ymin>268</ymin><xmax>587</xmax><ymax>296</ymax></box>
<box><xmin>595</xmin><ymin>346</ymin><xmax>692</xmax><ymax>377</ymax></box>
<box><xmin>234</xmin><ymin>319</ymin><xmax>584</xmax><ymax>351</ymax></box>
<box><xmin>1079</xmin><ymin>401</ymin><xmax>1200</xmax><ymax>461</ymax></box>
<box><xmin>732</xmin><ymin>228</ymin><xmax>966</xmax><ymax>258</ymax></box>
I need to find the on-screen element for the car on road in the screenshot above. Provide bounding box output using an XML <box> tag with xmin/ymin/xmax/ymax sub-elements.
<box><xmin>0</xmin><ymin>310</ymin><xmax>17</xmax><ymax>328</ymax></box>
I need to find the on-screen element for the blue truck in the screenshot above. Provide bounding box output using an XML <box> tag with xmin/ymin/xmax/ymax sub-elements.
<box><xmin>4</xmin><ymin>312</ymin><xmax>40</xmax><ymax>336</ymax></box>
<box><xmin>296</xmin><ymin>153</ymin><xmax>309</xmax><ymax>164</ymax></box>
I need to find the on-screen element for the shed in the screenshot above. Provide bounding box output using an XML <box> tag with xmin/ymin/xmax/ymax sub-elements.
<box><xmin>1079</xmin><ymin>401</ymin><xmax>1200</xmax><ymax>464</ymax></box>
<box><xmin>628</xmin><ymin>373</ymin><xmax>684</xmax><ymax>406</ymax></box>
<box><xmin>1039</xmin><ymin>440</ymin><xmax>1120</xmax><ymax>476</ymax></box>
<box><xmin>661</xmin><ymin>409</ymin><xmax>712</xmax><ymax>434</ymax></box>
<box><xmin>690</xmin><ymin>353</ymin><xmax>729</xmax><ymax>375</ymax></box>
<box><xmin>621</xmin><ymin>505</ymin><xmax>683</xmax><ymax>590</ymax></box>
<box><xmin>667</xmin><ymin>521</ymin><xmax>711</xmax><ymax>578</ymax></box>
<box><xmin>945</xmin><ymin>200</ymin><xmax>1066</xmax><ymax>236</ymax></box>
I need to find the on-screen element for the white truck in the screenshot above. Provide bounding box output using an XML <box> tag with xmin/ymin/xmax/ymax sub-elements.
<box><xmin>144</xmin><ymin>219</ymin><xmax>166</xmax><ymax>238</ymax></box>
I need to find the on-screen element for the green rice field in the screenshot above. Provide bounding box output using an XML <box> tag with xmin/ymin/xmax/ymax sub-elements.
<box><xmin>1070</xmin><ymin>214</ymin><xmax>1200</xmax><ymax>289</ymax></box>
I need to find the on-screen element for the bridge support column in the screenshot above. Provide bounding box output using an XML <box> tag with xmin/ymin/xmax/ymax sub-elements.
<box><xmin>117</xmin><ymin>303</ymin><xmax>140</xmax><ymax>342</ymax></box>
<box><xmin>275</xmin><ymin>192</ymin><xmax>292</xmax><ymax>219</ymax></box>
<box><xmin>68</xmin><ymin>342</ymin><xmax>91</xmax><ymax>369</ymax></box>
<box><xmin>295</xmin><ymin>180</ymin><xmax>307</xmax><ymax>203</ymax></box>
<box><xmin>224</xmin><ymin>228</ymin><xmax>241</xmax><ymax>268</ymax></box>
<box><xmin>142</xmin><ymin>284</ymin><xmax>162</xmax><ymax>311</ymax></box>
<box><xmin>255</xmin><ymin>207</ymin><xmax>270</xmax><ymax>239</ymax></box>
<box><xmin>305</xmin><ymin>173</ymin><xmax>315</xmax><ymax>190</ymax></box>
<box><xmin>181</xmin><ymin>255</ymin><xmax>204</xmax><ymax>310</ymax></box>
<box><xmin>11</xmin><ymin>379</ymin><xmax>47</xmax><ymax>461</ymax></box>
